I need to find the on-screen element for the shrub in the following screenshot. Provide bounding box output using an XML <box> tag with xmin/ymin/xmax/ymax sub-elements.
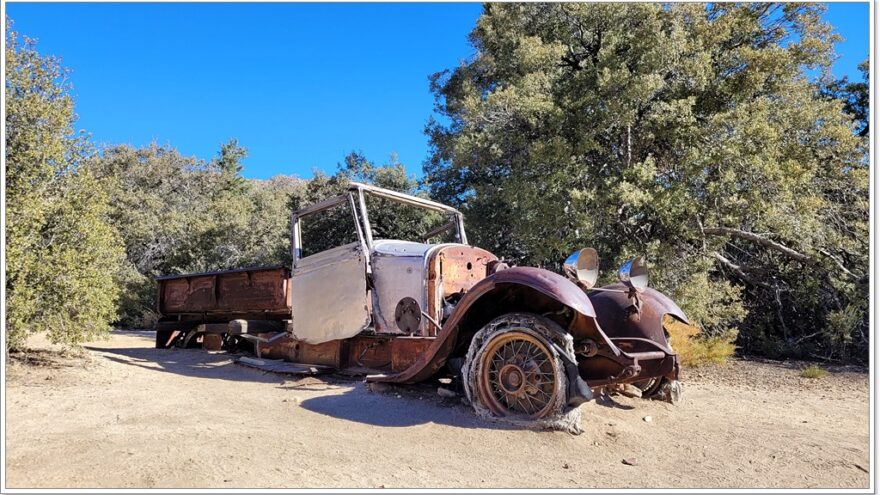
<box><xmin>800</xmin><ymin>364</ymin><xmax>828</xmax><ymax>379</ymax></box>
<box><xmin>664</xmin><ymin>315</ymin><xmax>737</xmax><ymax>366</ymax></box>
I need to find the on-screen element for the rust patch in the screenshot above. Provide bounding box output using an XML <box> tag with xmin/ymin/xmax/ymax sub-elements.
<box><xmin>346</xmin><ymin>337</ymin><xmax>392</xmax><ymax>370</ymax></box>
<box><xmin>158</xmin><ymin>267</ymin><xmax>291</xmax><ymax>317</ymax></box>
<box><xmin>390</xmin><ymin>337</ymin><xmax>434</xmax><ymax>372</ymax></box>
<box><xmin>426</xmin><ymin>245</ymin><xmax>497</xmax><ymax>335</ymax></box>
<box><xmin>296</xmin><ymin>340</ymin><xmax>342</xmax><ymax>366</ymax></box>
<box><xmin>202</xmin><ymin>334</ymin><xmax>224</xmax><ymax>351</ymax></box>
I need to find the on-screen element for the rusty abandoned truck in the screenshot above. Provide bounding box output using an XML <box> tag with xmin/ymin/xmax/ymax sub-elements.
<box><xmin>155</xmin><ymin>182</ymin><xmax>690</xmax><ymax>429</ymax></box>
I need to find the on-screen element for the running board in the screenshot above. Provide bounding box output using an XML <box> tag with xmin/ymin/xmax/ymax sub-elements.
<box><xmin>237</xmin><ymin>332</ymin><xmax>289</xmax><ymax>358</ymax></box>
<box><xmin>236</xmin><ymin>356</ymin><xmax>332</xmax><ymax>375</ymax></box>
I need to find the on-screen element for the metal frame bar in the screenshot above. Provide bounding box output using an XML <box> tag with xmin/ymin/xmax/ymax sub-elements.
<box><xmin>348</xmin><ymin>182</ymin><xmax>459</xmax><ymax>214</ymax></box>
<box><xmin>356</xmin><ymin>187</ymin><xmax>375</xmax><ymax>249</ymax></box>
<box><xmin>294</xmin><ymin>193</ymin><xmax>349</xmax><ymax>217</ymax></box>
<box><xmin>290</xmin><ymin>181</ymin><xmax>470</xmax><ymax>269</ymax></box>
<box><xmin>290</xmin><ymin>212</ymin><xmax>303</xmax><ymax>268</ymax></box>
<box><xmin>348</xmin><ymin>192</ymin><xmax>371</xmax><ymax>271</ymax></box>
<box><xmin>455</xmin><ymin>212</ymin><xmax>468</xmax><ymax>245</ymax></box>
<box><xmin>422</xmin><ymin>220</ymin><xmax>456</xmax><ymax>242</ymax></box>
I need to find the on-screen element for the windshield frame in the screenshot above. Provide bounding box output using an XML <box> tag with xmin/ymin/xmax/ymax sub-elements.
<box><xmin>291</xmin><ymin>182</ymin><xmax>468</xmax><ymax>267</ymax></box>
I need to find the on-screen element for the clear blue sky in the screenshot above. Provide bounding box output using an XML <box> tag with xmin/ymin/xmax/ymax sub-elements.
<box><xmin>6</xmin><ymin>2</ymin><xmax>870</xmax><ymax>180</ymax></box>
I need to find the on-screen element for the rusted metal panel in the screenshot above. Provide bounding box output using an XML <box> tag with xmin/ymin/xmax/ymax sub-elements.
<box><xmin>296</xmin><ymin>340</ymin><xmax>343</xmax><ymax>366</ymax></box>
<box><xmin>158</xmin><ymin>266</ymin><xmax>291</xmax><ymax>316</ymax></box>
<box><xmin>247</xmin><ymin>334</ymin><xmax>429</xmax><ymax>373</ymax></box>
<box><xmin>160</xmin><ymin>276</ymin><xmax>214</xmax><ymax>313</ymax></box>
<box><xmin>390</xmin><ymin>336</ymin><xmax>434</xmax><ymax>372</ymax></box>
<box><xmin>346</xmin><ymin>337</ymin><xmax>393</xmax><ymax>370</ymax></box>
<box><xmin>587</xmin><ymin>283</ymin><xmax>687</xmax><ymax>349</ymax></box>
<box><xmin>426</xmin><ymin>245</ymin><xmax>497</xmax><ymax>335</ymax></box>
<box><xmin>290</xmin><ymin>242</ymin><xmax>370</xmax><ymax>344</ymax></box>
<box><xmin>254</xmin><ymin>333</ymin><xmax>296</xmax><ymax>360</ymax></box>
<box><xmin>216</xmin><ymin>270</ymin><xmax>289</xmax><ymax>312</ymax></box>
<box><xmin>436</xmin><ymin>247</ymin><xmax>495</xmax><ymax>295</ymax></box>
<box><xmin>254</xmin><ymin>334</ymin><xmax>342</xmax><ymax>365</ymax></box>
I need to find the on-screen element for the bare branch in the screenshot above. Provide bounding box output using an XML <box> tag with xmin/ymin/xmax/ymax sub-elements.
<box><xmin>703</xmin><ymin>226</ymin><xmax>811</xmax><ymax>263</ymax></box>
<box><xmin>818</xmin><ymin>248</ymin><xmax>862</xmax><ymax>282</ymax></box>
<box><xmin>711</xmin><ymin>251</ymin><xmax>776</xmax><ymax>289</ymax></box>
<box><xmin>704</xmin><ymin>226</ymin><xmax>866</xmax><ymax>283</ymax></box>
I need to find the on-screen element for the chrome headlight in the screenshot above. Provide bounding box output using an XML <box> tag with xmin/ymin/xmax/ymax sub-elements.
<box><xmin>563</xmin><ymin>247</ymin><xmax>599</xmax><ymax>289</ymax></box>
<box><xmin>618</xmin><ymin>257</ymin><xmax>649</xmax><ymax>292</ymax></box>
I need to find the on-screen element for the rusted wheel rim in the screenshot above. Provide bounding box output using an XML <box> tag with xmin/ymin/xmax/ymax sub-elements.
<box><xmin>478</xmin><ymin>331</ymin><xmax>560</xmax><ymax>419</ymax></box>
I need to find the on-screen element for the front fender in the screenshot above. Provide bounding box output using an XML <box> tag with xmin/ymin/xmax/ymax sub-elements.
<box><xmin>488</xmin><ymin>267</ymin><xmax>597</xmax><ymax>318</ymax></box>
<box><xmin>368</xmin><ymin>267</ymin><xmax>602</xmax><ymax>384</ymax></box>
<box><xmin>588</xmin><ymin>282</ymin><xmax>689</xmax><ymax>352</ymax></box>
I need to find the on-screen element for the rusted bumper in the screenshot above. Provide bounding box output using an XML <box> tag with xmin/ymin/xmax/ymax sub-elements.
<box><xmin>580</xmin><ymin>345</ymin><xmax>679</xmax><ymax>388</ymax></box>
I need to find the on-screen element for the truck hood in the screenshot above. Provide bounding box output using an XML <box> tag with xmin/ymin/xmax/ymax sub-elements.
<box><xmin>372</xmin><ymin>240</ymin><xmax>461</xmax><ymax>258</ymax></box>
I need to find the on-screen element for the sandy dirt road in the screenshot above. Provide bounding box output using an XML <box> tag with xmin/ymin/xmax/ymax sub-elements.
<box><xmin>5</xmin><ymin>330</ymin><xmax>871</xmax><ymax>489</ymax></box>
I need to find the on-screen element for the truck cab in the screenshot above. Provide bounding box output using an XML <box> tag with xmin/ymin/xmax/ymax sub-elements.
<box><xmin>288</xmin><ymin>182</ymin><xmax>495</xmax><ymax>343</ymax></box>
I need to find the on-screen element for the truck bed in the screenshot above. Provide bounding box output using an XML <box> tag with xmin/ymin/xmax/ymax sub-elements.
<box><xmin>157</xmin><ymin>266</ymin><xmax>292</xmax><ymax>320</ymax></box>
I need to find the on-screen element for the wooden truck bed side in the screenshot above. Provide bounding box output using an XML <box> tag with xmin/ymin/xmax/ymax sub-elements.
<box><xmin>157</xmin><ymin>266</ymin><xmax>292</xmax><ymax>319</ymax></box>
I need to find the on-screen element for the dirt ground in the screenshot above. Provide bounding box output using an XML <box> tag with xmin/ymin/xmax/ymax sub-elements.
<box><xmin>4</xmin><ymin>330</ymin><xmax>871</xmax><ymax>489</ymax></box>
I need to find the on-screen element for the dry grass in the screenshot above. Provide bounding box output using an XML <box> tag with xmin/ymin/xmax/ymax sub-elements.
<box><xmin>800</xmin><ymin>364</ymin><xmax>828</xmax><ymax>379</ymax></box>
<box><xmin>7</xmin><ymin>348</ymin><xmax>82</xmax><ymax>368</ymax></box>
<box><xmin>664</xmin><ymin>315</ymin><xmax>737</xmax><ymax>366</ymax></box>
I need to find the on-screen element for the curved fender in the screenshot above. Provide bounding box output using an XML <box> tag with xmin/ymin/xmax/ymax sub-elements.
<box><xmin>368</xmin><ymin>267</ymin><xmax>599</xmax><ymax>384</ymax></box>
<box><xmin>490</xmin><ymin>267</ymin><xmax>597</xmax><ymax>318</ymax></box>
<box><xmin>588</xmin><ymin>282</ymin><xmax>689</xmax><ymax>352</ymax></box>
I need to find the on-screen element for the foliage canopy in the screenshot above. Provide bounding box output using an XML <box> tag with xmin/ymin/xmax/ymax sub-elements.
<box><xmin>425</xmin><ymin>3</ymin><xmax>869</xmax><ymax>361</ymax></box>
<box><xmin>4</xmin><ymin>6</ymin><xmax>870</xmax><ymax>364</ymax></box>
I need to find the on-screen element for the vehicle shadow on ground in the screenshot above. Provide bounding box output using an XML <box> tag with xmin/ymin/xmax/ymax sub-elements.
<box><xmin>84</xmin><ymin>331</ymin><xmax>284</xmax><ymax>384</ymax></box>
<box><xmin>296</xmin><ymin>386</ymin><xmax>517</xmax><ymax>431</ymax></box>
<box><xmin>90</xmin><ymin>331</ymin><xmax>575</xmax><ymax>433</ymax></box>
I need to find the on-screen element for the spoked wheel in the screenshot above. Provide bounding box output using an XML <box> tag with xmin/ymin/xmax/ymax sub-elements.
<box><xmin>478</xmin><ymin>331</ymin><xmax>561</xmax><ymax>418</ymax></box>
<box><xmin>462</xmin><ymin>312</ymin><xmax>581</xmax><ymax>432</ymax></box>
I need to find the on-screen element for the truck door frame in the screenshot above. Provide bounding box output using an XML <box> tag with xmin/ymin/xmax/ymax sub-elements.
<box><xmin>289</xmin><ymin>192</ymin><xmax>373</xmax><ymax>344</ymax></box>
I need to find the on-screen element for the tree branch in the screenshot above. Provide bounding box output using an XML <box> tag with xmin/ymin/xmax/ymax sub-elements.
<box><xmin>704</xmin><ymin>226</ymin><xmax>865</xmax><ymax>283</ymax></box>
<box><xmin>711</xmin><ymin>251</ymin><xmax>776</xmax><ymax>289</ymax></box>
<box><xmin>818</xmin><ymin>248</ymin><xmax>862</xmax><ymax>282</ymax></box>
<box><xmin>703</xmin><ymin>226</ymin><xmax>811</xmax><ymax>263</ymax></box>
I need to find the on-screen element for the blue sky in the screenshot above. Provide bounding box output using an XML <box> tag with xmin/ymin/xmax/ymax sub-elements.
<box><xmin>6</xmin><ymin>2</ymin><xmax>870</xmax><ymax>180</ymax></box>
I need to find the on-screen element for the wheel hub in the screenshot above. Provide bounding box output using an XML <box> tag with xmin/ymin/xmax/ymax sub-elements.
<box><xmin>499</xmin><ymin>364</ymin><xmax>526</xmax><ymax>395</ymax></box>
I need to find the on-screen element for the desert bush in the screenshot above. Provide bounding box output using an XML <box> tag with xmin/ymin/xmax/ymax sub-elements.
<box><xmin>664</xmin><ymin>315</ymin><xmax>737</xmax><ymax>366</ymax></box>
<box><xmin>800</xmin><ymin>364</ymin><xmax>828</xmax><ymax>379</ymax></box>
<box><xmin>6</xmin><ymin>23</ymin><xmax>123</xmax><ymax>351</ymax></box>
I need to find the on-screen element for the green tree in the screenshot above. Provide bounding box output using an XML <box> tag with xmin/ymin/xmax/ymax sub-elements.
<box><xmin>213</xmin><ymin>138</ymin><xmax>250</xmax><ymax>192</ymax></box>
<box><xmin>90</xmin><ymin>142</ymin><xmax>304</xmax><ymax>327</ymax></box>
<box><xmin>426</xmin><ymin>4</ymin><xmax>868</xmax><ymax>361</ymax></box>
<box><xmin>6</xmin><ymin>22</ymin><xmax>123</xmax><ymax>351</ymax></box>
<box><xmin>821</xmin><ymin>58</ymin><xmax>869</xmax><ymax>137</ymax></box>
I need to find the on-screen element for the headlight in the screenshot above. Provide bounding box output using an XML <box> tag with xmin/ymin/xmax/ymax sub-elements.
<box><xmin>618</xmin><ymin>257</ymin><xmax>649</xmax><ymax>292</ymax></box>
<box><xmin>563</xmin><ymin>247</ymin><xmax>598</xmax><ymax>289</ymax></box>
